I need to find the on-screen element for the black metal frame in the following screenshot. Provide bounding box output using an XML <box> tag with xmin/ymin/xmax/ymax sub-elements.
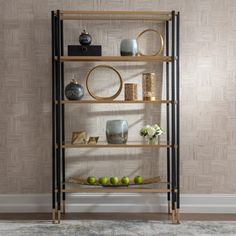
<box><xmin>51</xmin><ymin>10</ymin><xmax>180</xmax><ymax>224</ymax></box>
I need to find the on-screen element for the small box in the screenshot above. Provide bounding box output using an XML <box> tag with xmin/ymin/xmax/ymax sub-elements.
<box><xmin>68</xmin><ymin>45</ymin><xmax>102</xmax><ymax>56</ymax></box>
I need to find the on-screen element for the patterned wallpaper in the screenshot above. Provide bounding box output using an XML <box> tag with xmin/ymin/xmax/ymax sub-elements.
<box><xmin>0</xmin><ymin>0</ymin><xmax>236</xmax><ymax>194</ymax></box>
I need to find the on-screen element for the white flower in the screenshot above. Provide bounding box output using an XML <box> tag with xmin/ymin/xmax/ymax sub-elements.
<box><xmin>152</xmin><ymin>124</ymin><xmax>159</xmax><ymax>130</ymax></box>
<box><xmin>147</xmin><ymin>127</ymin><xmax>156</xmax><ymax>137</ymax></box>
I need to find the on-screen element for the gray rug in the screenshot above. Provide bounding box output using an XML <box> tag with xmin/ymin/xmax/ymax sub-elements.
<box><xmin>0</xmin><ymin>220</ymin><xmax>236</xmax><ymax>236</ymax></box>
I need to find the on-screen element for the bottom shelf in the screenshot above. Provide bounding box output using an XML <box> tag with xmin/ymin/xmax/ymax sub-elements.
<box><xmin>60</xmin><ymin>183</ymin><xmax>170</xmax><ymax>193</ymax></box>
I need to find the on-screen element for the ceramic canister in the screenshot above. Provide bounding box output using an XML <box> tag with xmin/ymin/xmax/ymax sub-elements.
<box><xmin>120</xmin><ymin>39</ymin><xmax>138</xmax><ymax>56</ymax></box>
<box><xmin>106</xmin><ymin>120</ymin><xmax>128</xmax><ymax>144</ymax></box>
<box><xmin>65</xmin><ymin>79</ymin><xmax>84</xmax><ymax>100</ymax></box>
<box><xmin>79</xmin><ymin>29</ymin><xmax>92</xmax><ymax>46</ymax></box>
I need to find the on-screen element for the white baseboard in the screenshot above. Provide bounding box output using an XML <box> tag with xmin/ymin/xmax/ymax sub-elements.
<box><xmin>0</xmin><ymin>193</ymin><xmax>235</xmax><ymax>213</ymax></box>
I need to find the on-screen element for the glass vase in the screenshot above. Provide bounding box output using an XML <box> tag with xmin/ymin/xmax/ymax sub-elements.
<box><xmin>146</xmin><ymin>137</ymin><xmax>156</xmax><ymax>145</ymax></box>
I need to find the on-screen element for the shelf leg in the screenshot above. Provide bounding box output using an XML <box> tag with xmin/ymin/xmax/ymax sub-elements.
<box><xmin>62</xmin><ymin>200</ymin><xmax>65</xmax><ymax>215</ymax></box>
<box><xmin>52</xmin><ymin>208</ymin><xmax>56</xmax><ymax>224</ymax></box>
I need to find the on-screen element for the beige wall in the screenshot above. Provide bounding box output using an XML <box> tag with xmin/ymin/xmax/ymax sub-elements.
<box><xmin>0</xmin><ymin>0</ymin><xmax>236</xmax><ymax>194</ymax></box>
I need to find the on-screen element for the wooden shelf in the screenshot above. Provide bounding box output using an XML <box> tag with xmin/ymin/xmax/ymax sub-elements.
<box><xmin>62</xmin><ymin>188</ymin><xmax>171</xmax><ymax>193</ymax></box>
<box><xmin>59</xmin><ymin>10</ymin><xmax>172</xmax><ymax>21</ymax></box>
<box><xmin>55</xmin><ymin>56</ymin><xmax>173</xmax><ymax>62</ymax></box>
<box><xmin>59</xmin><ymin>100</ymin><xmax>174</xmax><ymax>104</ymax></box>
<box><xmin>61</xmin><ymin>143</ymin><xmax>173</xmax><ymax>149</ymax></box>
<box><xmin>61</xmin><ymin>10</ymin><xmax>172</xmax><ymax>15</ymax></box>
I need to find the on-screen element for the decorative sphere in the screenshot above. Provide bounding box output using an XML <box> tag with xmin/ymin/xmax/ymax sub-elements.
<box><xmin>65</xmin><ymin>80</ymin><xmax>84</xmax><ymax>100</ymax></box>
<box><xmin>79</xmin><ymin>29</ymin><xmax>92</xmax><ymax>46</ymax></box>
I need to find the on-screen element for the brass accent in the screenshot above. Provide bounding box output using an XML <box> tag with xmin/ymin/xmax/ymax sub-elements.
<box><xmin>71</xmin><ymin>131</ymin><xmax>86</xmax><ymax>144</ymax></box>
<box><xmin>86</xmin><ymin>65</ymin><xmax>123</xmax><ymax>101</ymax></box>
<box><xmin>87</xmin><ymin>136</ymin><xmax>99</xmax><ymax>144</ymax></box>
<box><xmin>143</xmin><ymin>96</ymin><xmax>156</xmax><ymax>101</ymax></box>
<box><xmin>176</xmin><ymin>209</ymin><xmax>181</xmax><ymax>224</ymax></box>
<box><xmin>52</xmin><ymin>209</ymin><xmax>56</xmax><ymax>224</ymax></box>
<box><xmin>137</xmin><ymin>29</ymin><xmax>164</xmax><ymax>56</ymax></box>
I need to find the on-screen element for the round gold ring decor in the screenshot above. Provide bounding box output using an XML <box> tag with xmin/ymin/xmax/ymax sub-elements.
<box><xmin>86</xmin><ymin>65</ymin><xmax>123</xmax><ymax>100</ymax></box>
<box><xmin>136</xmin><ymin>28</ymin><xmax>164</xmax><ymax>56</ymax></box>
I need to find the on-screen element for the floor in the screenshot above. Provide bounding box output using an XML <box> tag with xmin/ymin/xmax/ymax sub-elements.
<box><xmin>0</xmin><ymin>213</ymin><xmax>236</xmax><ymax>221</ymax></box>
<box><xmin>0</xmin><ymin>217</ymin><xmax>236</xmax><ymax>236</ymax></box>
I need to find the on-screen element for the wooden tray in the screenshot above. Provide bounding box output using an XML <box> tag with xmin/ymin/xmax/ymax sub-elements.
<box><xmin>67</xmin><ymin>176</ymin><xmax>161</xmax><ymax>187</ymax></box>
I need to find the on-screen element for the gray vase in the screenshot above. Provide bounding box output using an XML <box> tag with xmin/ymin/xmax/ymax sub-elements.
<box><xmin>120</xmin><ymin>39</ymin><xmax>138</xmax><ymax>56</ymax></box>
<box><xmin>106</xmin><ymin>120</ymin><xmax>128</xmax><ymax>144</ymax></box>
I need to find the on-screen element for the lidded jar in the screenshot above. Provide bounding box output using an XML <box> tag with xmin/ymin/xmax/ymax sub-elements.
<box><xmin>65</xmin><ymin>79</ymin><xmax>84</xmax><ymax>100</ymax></box>
<box><xmin>79</xmin><ymin>29</ymin><xmax>92</xmax><ymax>46</ymax></box>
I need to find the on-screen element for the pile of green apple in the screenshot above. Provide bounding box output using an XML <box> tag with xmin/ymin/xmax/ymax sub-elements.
<box><xmin>86</xmin><ymin>175</ymin><xmax>143</xmax><ymax>185</ymax></box>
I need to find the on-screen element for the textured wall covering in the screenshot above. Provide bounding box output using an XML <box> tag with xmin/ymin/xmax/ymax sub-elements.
<box><xmin>0</xmin><ymin>0</ymin><xmax>236</xmax><ymax>194</ymax></box>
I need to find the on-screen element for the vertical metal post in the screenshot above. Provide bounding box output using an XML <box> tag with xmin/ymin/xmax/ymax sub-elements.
<box><xmin>51</xmin><ymin>10</ymin><xmax>56</xmax><ymax>224</ymax></box>
<box><xmin>56</xmin><ymin>9</ymin><xmax>61</xmax><ymax>223</ymax></box>
<box><xmin>171</xmin><ymin>10</ymin><xmax>176</xmax><ymax>222</ymax></box>
<box><xmin>60</xmin><ymin>18</ymin><xmax>66</xmax><ymax>215</ymax></box>
<box><xmin>165</xmin><ymin>20</ymin><xmax>171</xmax><ymax>214</ymax></box>
<box><xmin>176</xmin><ymin>11</ymin><xmax>180</xmax><ymax>223</ymax></box>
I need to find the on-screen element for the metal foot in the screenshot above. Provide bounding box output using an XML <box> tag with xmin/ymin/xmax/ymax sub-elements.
<box><xmin>176</xmin><ymin>209</ymin><xmax>181</xmax><ymax>224</ymax></box>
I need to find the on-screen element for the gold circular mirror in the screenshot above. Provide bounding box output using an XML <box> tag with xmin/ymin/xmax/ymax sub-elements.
<box><xmin>137</xmin><ymin>28</ymin><xmax>164</xmax><ymax>56</ymax></box>
<box><xmin>86</xmin><ymin>65</ymin><xmax>123</xmax><ymax>100</ymax></box>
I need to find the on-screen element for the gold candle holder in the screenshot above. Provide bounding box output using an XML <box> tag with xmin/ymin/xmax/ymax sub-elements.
<box><xmin>125</xmin><ymin>83</ymin><xmax>138</xmax><ymax>101</ymax></box>
<box><xmin>142</xmin><ymin>72</ymin><xmax>156</xmax><ymax>101</ymax></box>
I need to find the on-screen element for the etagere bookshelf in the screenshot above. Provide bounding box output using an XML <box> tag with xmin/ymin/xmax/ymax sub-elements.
<box><xmin>51</xmin><ymin>10</ymin><xmax>180</xmax><ymax>224</ymax></box>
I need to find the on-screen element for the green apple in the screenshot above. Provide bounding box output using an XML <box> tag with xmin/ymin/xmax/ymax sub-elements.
<box><xmin>134</xmin><ymin>176</ymin><xmax>143</xmax><ymax>184</ymax></box>
<box><xmin>98</xmin><ymin>177</ymin><xmax>109</xmax><ymax>185</ymax></box>
<box><xmin>87</xmin><ymin>176</ymin><xmax>96</xmax><ymax>185</ymax></box>
<box><xmin>121</xmin><ymin>176</ymin><xmax>130</xmax><ymax>185</ymax></box>
<box><xmin>110</xmin><ymin>176</ymin><xmax>119</xmax><ymax>185</ymax></box>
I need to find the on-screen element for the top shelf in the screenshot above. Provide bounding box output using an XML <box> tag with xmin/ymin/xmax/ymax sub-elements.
<box><xmin>58</xmin><ymin>10</ymin><xmax>173</xmax><ymax>21</ymax></box>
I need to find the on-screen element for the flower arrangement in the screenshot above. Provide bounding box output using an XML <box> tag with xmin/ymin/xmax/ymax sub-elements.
<box><xmin>139</xmin><ymin>124</ymin><xmax>163</xmax><ymax>144</ymax></box>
